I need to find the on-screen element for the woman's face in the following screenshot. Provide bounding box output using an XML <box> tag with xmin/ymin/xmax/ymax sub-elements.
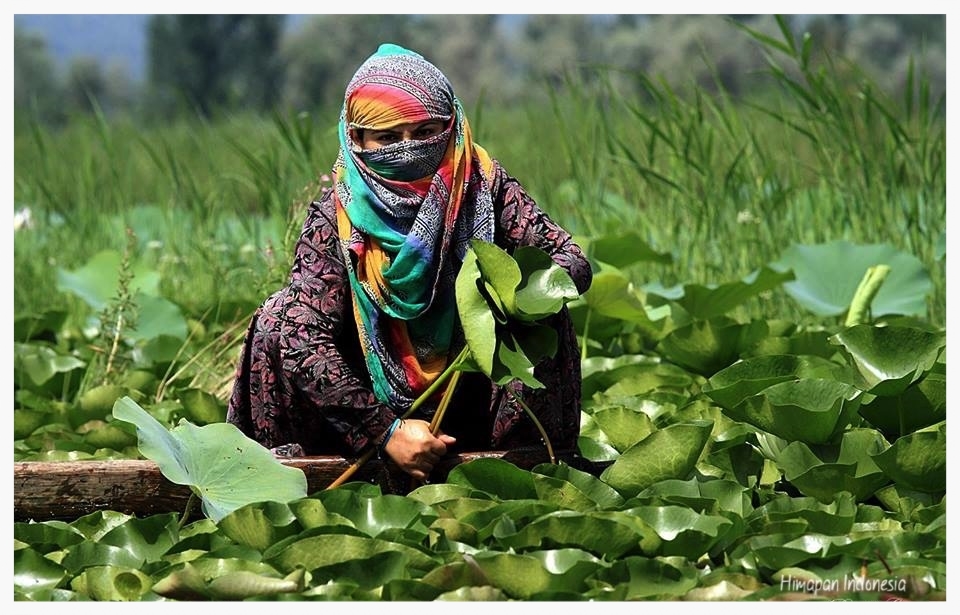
<box><xmin>356</xmin><ymin>119</ymin><xmax>446</xmax><ymax>150</ymax></box>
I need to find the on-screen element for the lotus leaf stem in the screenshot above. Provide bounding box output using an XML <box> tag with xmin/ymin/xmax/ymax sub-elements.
<box><xmin>179</xmin><ymin>492</ymin><xmax>198</xmax><ymax>529</ymax></box>
<box><xmin>510</xmin><ymin>392</ymin><xmax>556</xmax><ymax>464</ymax></box>
<box><xmin>845</xmin><ymin>264</ymin><xmax>891</xmax><ymax>327</ymax></box>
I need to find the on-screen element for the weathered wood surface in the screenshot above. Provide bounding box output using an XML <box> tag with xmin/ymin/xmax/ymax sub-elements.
<box><xmin>14</xmin><ymin>448</ymin><xmax>604</xmax><ymax>521</ymax></box>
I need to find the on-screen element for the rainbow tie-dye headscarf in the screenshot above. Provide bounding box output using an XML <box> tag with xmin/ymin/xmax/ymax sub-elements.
<box><xmin>333</xmin><ymin>43</ymin><xmax>496</xmax><ymax>409</ymax></box>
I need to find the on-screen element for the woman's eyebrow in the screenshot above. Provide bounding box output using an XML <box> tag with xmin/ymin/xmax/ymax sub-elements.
<box><xmin>370</xmin><ymin>121</ymin><xmax>441</xmax><ymax>135</ymax></box>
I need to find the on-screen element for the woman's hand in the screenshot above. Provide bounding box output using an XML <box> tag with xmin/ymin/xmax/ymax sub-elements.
<box><xmin>382</xmin><ymin>419</ymin><xmax>456</xmax><ymax>481</ymax></box>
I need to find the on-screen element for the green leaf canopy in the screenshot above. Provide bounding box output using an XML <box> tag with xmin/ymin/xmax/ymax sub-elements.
<box><xmin>455</xmin><ymin>240</ymin><xmax>580</xmax><ymax>388</ymax></box>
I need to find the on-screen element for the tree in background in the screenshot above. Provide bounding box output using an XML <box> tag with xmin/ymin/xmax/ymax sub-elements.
<box><xmin>146</xmin><ymin>14</ymin><xmax>285</xmax><ymax>118</ymax></box>
<box><xmin>281</xmin><ymin>15</ymin><xmax>511</xmax><ymax>113</ymax></box>
<box><xmin>64</xmin><ymin>58</ymin><xmax>108</xmax><ymax>116</ymax></box>
<box><xmin>14</xmin><ymin>14</ymin><xmax>948</xmax><ymax>124</ymax></box>
<box><xmin>598</xmin><ymin>15</ymin><xmax>782</xmax><ymax>99</ymax></box>
<box><xmin>14</xmin><ymin>26</ymin><xmax>65</xmax><ymax>125</ymax></box>
<box><xmin>63</xmin><ymin>58</ymin><xmax>139</xmax><ymax>119</ymax></box>
<box><xmin>512</xmin><ymin>15</ymin><xmax>605</xmax><ymax>94</ymax></box>
<box><xmin>405</xmin><ymin>15</ymin><xmax>506</xmax><ymax>108</ymax></box>
<box><xmin>846</xmin><ymin>15</ymin><xmax>945</xmax><ymax>101</ymax></box>
<box><xmin>279</xmin><ymin>14</ymin><xmax>420</xmax><ymax>113</ymax></box>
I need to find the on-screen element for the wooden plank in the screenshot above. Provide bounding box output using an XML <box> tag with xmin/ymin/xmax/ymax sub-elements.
<box><xmin>14</xmin><ymin>448</ymin><xmax>605</xmax><ymax>521</ymax></box>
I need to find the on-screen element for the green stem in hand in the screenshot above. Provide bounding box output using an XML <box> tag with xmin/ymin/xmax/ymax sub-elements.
<box><xmin>428</xmin><ymin>369</ymin><xmax>462</xmax><ymax>435</ymax></box>
<box><xmin>412</xmin><ymin>361</ymin><xmax>466</xmax><ymax>490</ymax></box>
<box><xmin>326</xmin><ymin>347</ymin><xmax>471</xmax><ymax>490</ymax></box>
<box><xmin>411</xmin><ymin>346</ymin><xmax>470</xmax><ymax>416</ymax></box>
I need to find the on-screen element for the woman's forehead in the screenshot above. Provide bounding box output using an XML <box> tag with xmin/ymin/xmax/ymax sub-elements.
<box><xmin>365</xmin><ymin>119</ymin><xmax>446</xmax><ymax>134</ymax></box>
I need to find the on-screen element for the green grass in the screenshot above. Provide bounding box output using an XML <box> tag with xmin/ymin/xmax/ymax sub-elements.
<box><xmin>14</xmin><ymin>37</ymin><xmax>946</xmax><ymax>333</ymax></box>
<box><xmin>477</xmin><ymin>29</ymin><xmax>945</xmax><ymax>327</ymax></box>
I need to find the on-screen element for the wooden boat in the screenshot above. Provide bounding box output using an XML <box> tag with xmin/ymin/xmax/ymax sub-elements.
<box><xmin>13</xmin><ymin>448</ymin><xmax>606</xmax><ymax>521</ymax></box>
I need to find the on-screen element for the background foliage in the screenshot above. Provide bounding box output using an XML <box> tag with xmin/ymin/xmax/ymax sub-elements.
<box><xmin>14</xmin><ymin>14</ymin><xmax>946</xmax><ymax>330</ymax></box>
<box><xmin>14</xmin><ymin>14</ymin><xmax>946</xmax><ymax>123</ymax></box>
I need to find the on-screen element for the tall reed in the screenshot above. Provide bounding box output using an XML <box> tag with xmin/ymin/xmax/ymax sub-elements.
<box><xmin>14</xmin><ymin>26</ymin><xmax>945</xmax><ymax>333</ymax></box>
<box><xmin>488</xmin><ymin>18</ymin><xmax>946</xmax><ymax>326</ymax></box>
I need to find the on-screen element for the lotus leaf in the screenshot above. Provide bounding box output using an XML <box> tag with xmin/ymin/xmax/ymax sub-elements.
<box><xmin>858</xmin><ymin>372</ymin><xmax>945</xmax><ymax>437</ymax></box>
<box><xmin>770</xmin><ymin>240</ymin><xmax>932</xmax><ymax>318</ymax></box>
<box><xmin>151</xmin><ymin>558</ymin><xmax>292</xmax><ymax>600</ymax></box>
<box><xmin>14</xmin><ymin>342</ymin><xmax>87</xmax><ymax>393</ymax></box>
<box><xmin>266</xmin><ymin>533</ymin><xmax>439</xmax><ymax>575</ymax></box>
<box><xmin>644</xmin><ymin>266</ymin><xmax>794</xmax><ymax>320</ymax></box>
<box><xmin>457</xmin><ymin>551</ymin><xmax>567</xmax><ymax>599</ymax></box>
<box><xmin>445</xmin><ymin>457</ymin><xmax>539</xmax><ymax>500</ymax></box>
<box><xmin>635</xmin><ymin>477</ymin><xmax>752</xmax><ymax>517</ymax></box>
<box><xmin>582</xmin><ymin>269</ymin><xmax>664</xmax><ymax>329</ymax></box>
<box><xmin>287</xmin><ymin>498</ymin><xmax>355</xmax><ymax>531</ymax></box>
<box><xmin>59</xmin><ymin>540</ymin><xmax>145</xmax><ymax>574</ymax></box>
<box><xmin>315</xmin><ymin>489</ymin><xmax>438</xmax><ymax>538</ymax></box>
<box><xmin>495</xmin><ymin>509</ymin><xmax>657</xmax><ymax>558</ymax></box>
<box><xmin>532</xmin><ymin>462</ymin><xmax>625</xmax><ymax>509</ymax></box>
<box><xmin>406</xmin><ymin>482</ymin><xmax>489</xmax><ymax>506</ymax></box>
<box><xmin>775</xmin><ymin>428</ymin><xmax>891</xmax><ymax>502</ymax></box>
<box><xmin>625</xmin><ymin>505</ymin><xmax>734</xmax><ymax>558</ymax></box>
<box><xmin>829</xmin><ymin>324</ymin><xmax>945</xmax><ymax>395</ymax></box>
<box><xmin>309</xmin><ymin>550</ymin><xmax>412</xmax><ymax>591</ymax></box>
<box><xmin>56</xmin><ymin>249</ymin><xmax>161</xmax><ymax>311</ymax></box>
<box><xmin>656</xmin><ymin>318</ymin><xmax>769</xmax><ymax>376</ymax></box>
<box><xmin>584</xmin><ymin>231</ymin><xmax>673</xmax><ymax>268</ymax></box>
<box><xmin>97</xmin><ymin>513</ymin><xmax>180</xmax><ymax>562</ymax></box>
<box><xmin>871</xmin><ymin>422</ymin><xmax>946</xmax><ymax>493</ymax></box>
<box><xmin>112</xmin><ymin>396</ymin><xmax>308</xmax><ymax>522</ymax></box>
<box><xmin>70</xmin><ymin>565</ymin><xmax>153</xmax><ymax>601</ymax></box>
<box><xmin>704</xmin><ymin>353</ymin><xmax>848</xmax><ymax>409</ymax></box>
<box><xmin>14</xmin><ymin>547</ymin><xmax>69</xmax><ymax>592</ymax></box>
<box><xmin>600</xmin><ymin>420</ymin><xmax>713</xmax><ymax>497</ymax></box>
<box><xmin>582</xmin><ymin>356</ymin><xmax>693</xmax><ymax>400</ymax></box>
<box><xmin>217</xmin><ymin>501</ymin><xmax>300</xmax><ymax>551</ymax></box>
<box><xmin>588</xmin><ymin>405</ymin><xmax>655</xmax><ymax>452</ymax></box>
<box><xmin>749</xmin><ymin>493</ymin><xmax>858</xmax><ymax>535</ymax></box>
<box><xmin>588</xmin><ymin>555</ymin><xmax>699</xmax><ymax>599</ymax></box>
<box><xmin>455</xmin><ymin>241</ymin><xmax>577</xmax><ymax>388</ymax></box>
<box><xmin>529</xmin><ymin>473</ymin><xmax>605</xmax><ymax>512</ymax></box>
<box><xmin>723</xmin><ymin>378</ymin><xmax>863</xmax><ymax>444</ymax></box>
<box><xmin>14</xmin><ymin>521</ymin><xmax>85</xmax><ymax>553</ymax></box>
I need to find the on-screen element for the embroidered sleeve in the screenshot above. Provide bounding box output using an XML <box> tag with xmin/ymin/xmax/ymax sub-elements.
<box><xmin>275</xmin><ymin>195</ymin><xmax>398</xmax><ymax>452</ymax></box>
<box><xmin>491</xmin><ymin>163</ymin><xmax>593</xmax><ymax>295</ymax></box>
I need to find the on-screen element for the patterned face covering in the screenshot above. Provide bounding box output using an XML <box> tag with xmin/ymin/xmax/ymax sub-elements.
<box><xmin>355</xmin><ymin>127</ymin><xmax>452</xmax><ymax>182</ymax></box>
<box><xmin>333</xmin><ymin>43</ymin><xmax>496</xmax><ymax>409</ymax></box>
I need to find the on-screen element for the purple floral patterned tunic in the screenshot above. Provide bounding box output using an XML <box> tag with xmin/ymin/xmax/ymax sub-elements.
<box><xmin>226</xmin><ymin>160</ymin><xmax>592</xmax><ymax>458</ymax></box>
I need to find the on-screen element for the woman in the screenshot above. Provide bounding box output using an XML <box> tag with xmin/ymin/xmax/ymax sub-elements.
<box><xmin>226</xmin><ymin>44</ymin><xmax>592</xmax><ymax>482</ymax></box>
